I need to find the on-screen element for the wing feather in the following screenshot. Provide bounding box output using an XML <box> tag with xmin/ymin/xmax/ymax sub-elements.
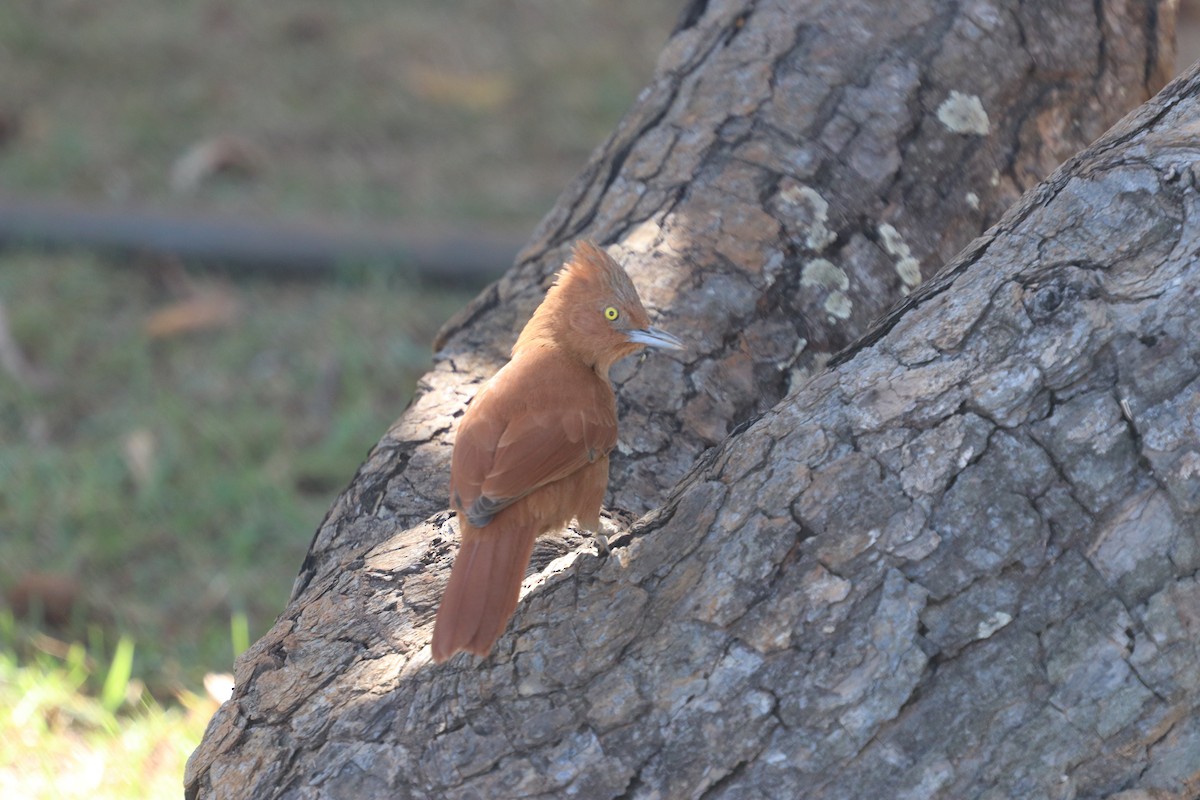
<box><xmin>449</xmin><ymin>355</ymin><xmax>616</xmax><ymax>526</ymax></box>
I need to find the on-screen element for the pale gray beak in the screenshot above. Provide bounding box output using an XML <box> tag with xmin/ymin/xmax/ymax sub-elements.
<box><xmin>626</xmin><ymin>326</ymin><xmax>684</xmax><ymax>351</ymax></box>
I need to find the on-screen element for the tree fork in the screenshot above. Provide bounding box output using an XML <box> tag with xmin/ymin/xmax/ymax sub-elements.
<box><xmin>187</xmin><ymin>1</ymin><xmax>1183</xmax><ymax>798</ymax></box>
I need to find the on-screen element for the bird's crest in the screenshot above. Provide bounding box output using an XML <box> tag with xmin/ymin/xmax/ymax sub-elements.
<box><xmin>556</xmin><ymin>241</ymin><xmax>640</xmax><ymax>309</ymax></box>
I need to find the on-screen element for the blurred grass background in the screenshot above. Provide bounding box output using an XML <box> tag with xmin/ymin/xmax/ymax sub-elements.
<box><xmin>0</xmin><ymin>0</ymin><xmax>674</xmax><ymax>222</ymax></box>
<box><xmin>0</xmin><ymin>0</ymin><xmax>678</xmax><ymax>795</ymax></box>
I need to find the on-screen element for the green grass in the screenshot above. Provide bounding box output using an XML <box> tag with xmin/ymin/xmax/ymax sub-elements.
<box><xmin>0</xmin><ymin>250</ymin><xmax>475</xmax><ymax>695</ymax></box>
<box><xmin>0</xmin><ymin>249</ymin><xmax>476</xmax><ymax>794</ymax></box>
<box><xmin>0</xmin><ymin>610</ymin><xmax>215</xmax><ymax>798</ymax></box>
<box><xmin>0</xmin><ymin>0</ymin><xmax>677</xmax><ymax>227</ymax></box>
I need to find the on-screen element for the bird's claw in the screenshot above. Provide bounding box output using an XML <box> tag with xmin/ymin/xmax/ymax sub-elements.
<box><xmin>591</xmin><ymin>531</ymin><xmax>610</xmax><ymax>558</ymax></box>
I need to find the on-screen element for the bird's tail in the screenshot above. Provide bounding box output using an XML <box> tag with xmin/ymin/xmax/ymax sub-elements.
<box><xmin>430</xmin><ymin>516</ymin><xmax>538</xmax><ymax>663</ymax></box>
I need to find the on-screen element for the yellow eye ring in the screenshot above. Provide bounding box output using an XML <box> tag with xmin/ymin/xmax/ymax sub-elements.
<box><xmin>604</xmin><ymin>306</ymin><xmax>620</xmax><ymax>321</ymax></box>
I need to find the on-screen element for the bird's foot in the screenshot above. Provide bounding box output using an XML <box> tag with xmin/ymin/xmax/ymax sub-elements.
<box><xmin>591</xmin><ymin>530</ymin><xmax>610</xmax><ymax>557</ymax></box>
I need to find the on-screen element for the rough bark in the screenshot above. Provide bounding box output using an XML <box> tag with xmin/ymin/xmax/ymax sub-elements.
<box><xmin>186</xmin><ymin>1</ymin><xmax>1186</xmax><ymax>798</ymax></box>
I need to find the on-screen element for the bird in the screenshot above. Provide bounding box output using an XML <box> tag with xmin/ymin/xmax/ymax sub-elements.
<box><xmin>430</xmin><ymin>241</ymin><xmax>683</xmax><ymax>663</ymax></box>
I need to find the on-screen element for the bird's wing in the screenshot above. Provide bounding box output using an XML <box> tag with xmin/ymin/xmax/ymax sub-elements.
<box><xmin>450</xmin><ymin>373</ymin><xmax>617</xmax><ymax>527</ymax></box>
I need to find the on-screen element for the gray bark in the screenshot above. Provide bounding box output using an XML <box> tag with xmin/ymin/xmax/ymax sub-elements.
<box><xmin>186</xmin><ymin>1</ymin><xmax>1189</xmax><ymax>798</ymax></box>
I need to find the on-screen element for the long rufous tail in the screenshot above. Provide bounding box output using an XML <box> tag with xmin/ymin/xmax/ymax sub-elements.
<box><xmin>430</xmin><ymin>518</ymin><xmax>538</xmax><ymax>663</ymax></box>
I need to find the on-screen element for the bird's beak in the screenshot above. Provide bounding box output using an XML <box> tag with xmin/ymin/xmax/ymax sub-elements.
<box><xmin>626</xmin><ymin>326</ymin><xmax>684</xmax><ymax>351</ymax></box>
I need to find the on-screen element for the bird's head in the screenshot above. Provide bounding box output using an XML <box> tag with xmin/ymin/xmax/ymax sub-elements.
<box><xmin>517</xmin><ymin>241</ymin><xmax>683</xmax><ymax>373</ymax></box>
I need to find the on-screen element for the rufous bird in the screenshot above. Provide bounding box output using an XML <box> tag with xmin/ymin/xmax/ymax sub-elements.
<box><xmin>430</xmin><ymin>241</ymin><xmax>683</xmax><ymax>663</ymax></box>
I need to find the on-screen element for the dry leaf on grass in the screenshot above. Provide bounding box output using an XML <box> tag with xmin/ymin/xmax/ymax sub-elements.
<box><xmin>122</xmin><ymin>428</ymin><xmax>157</xmax><ymax>490</ymax></box>
<box><xmin>406</xmin><ymin>66</ymin><xmax>515</xmax><ymax>111</ymax></box>
<box><xmin>143</xmin><ymin>289</ymin><xmax>240</xmax><ymax>338</ymax></box>
<box><xmin>170</xmin><ymin>135</ymin><xmax>265</xmax><ymax>193</ymax></box>
<box><xmin>6</xmin><ymin>573</ymin><xmax>82</xmax><ymax>628</ymax></box>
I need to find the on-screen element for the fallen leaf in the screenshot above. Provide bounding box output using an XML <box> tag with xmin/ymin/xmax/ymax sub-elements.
<box><xmin>122</xmin><ymin>428</ymin><xmax>157</xmax><ymax>490</ymax></box>
<box><xmin>144</xmin><ymin>288</ymin><xmax>240</xmax><ymax>338</ymax></box>
<box><xmin>6</xmin><ymin>572</ymin><xmax>82</xmax><ymax>628</ymax></box>
<box><xmin>406</xmin><ymin>66</ymin><xmax>515</xmax><ymax>111</ymax></box>
<box><xmin>170</xmin><ymin>135</ymin><xmax>265</xmax><ymax>193</ymax></box>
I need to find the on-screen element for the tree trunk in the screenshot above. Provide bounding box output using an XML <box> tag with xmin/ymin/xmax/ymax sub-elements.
<box><xmin>185</xmin><ymin>1</ymin><xmax>1187</xmax><ymax>798</ymax></box>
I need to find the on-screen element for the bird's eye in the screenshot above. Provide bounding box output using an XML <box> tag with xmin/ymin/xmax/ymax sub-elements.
<box><xmin>604</xmin><ymin>306</ymin><xmax>620</xmax><ymax>321</ymax></box>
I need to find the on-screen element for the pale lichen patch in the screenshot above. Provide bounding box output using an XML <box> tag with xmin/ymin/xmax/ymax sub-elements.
<box><xmin>878</xmin><ymin>222</ymin><xmax>923</xmax><ymax>289</ymax></box>
<box><xmin>825</xmin><ymin>291</ymin><xmax>852</xmax><ymax>320</ymax></box>
<box><xmin>896</xmin><ymin>259</ymin><xmax>922</xmax><ymax>289</ymax></box>
<box><xmin>976</xmin><ymin>611</ymin><xmax>1013</xmax><ymax>640</ymax></box>
<box><xmin>779</xmin><ymin>183</ymin><xmax>837</xmax><ymax>251</ymax></box>
<box><xmin>801</xmin><ymin>258</ymin><xmax>849</xmax><ymax>291</ymax></box>
<box><xmin>937</xmin><ymin>91</ymin><xmax>990</xmax><ymax>135</ymax></box>
<box><xmin>878</xmin><ymin>223</ymin><xmax>908</xmax><ymax>257</ymax></box>
<box><xmin>966</xmin><ymin>191</ymin><xmax>980</xmax><ymax>210</ymax></box>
